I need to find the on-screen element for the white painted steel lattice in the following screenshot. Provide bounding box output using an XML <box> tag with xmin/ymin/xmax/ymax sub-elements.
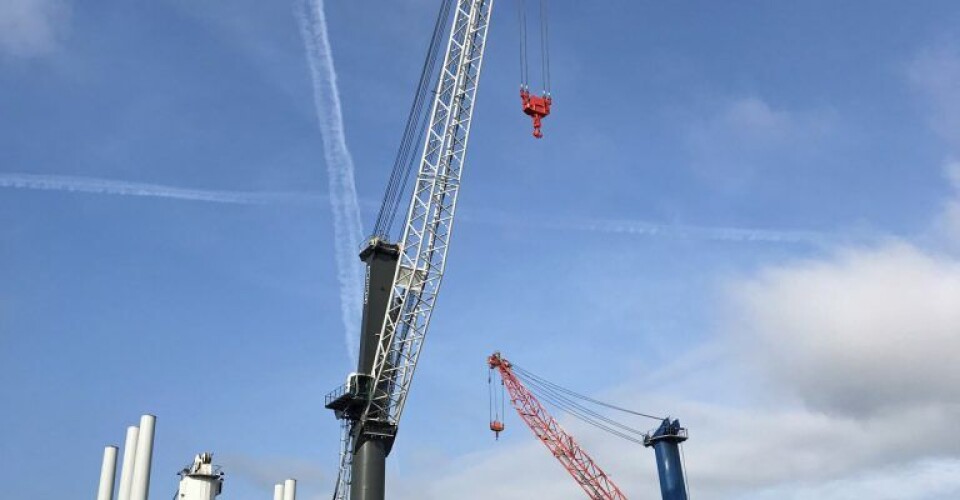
<box><xmin>365</xmin><ymin>0</ymin><xmax>494</xmax><ymax>426</ymax></box>
<box><xmin>331</xmin><ymin>2</ymin><xmax>494</xmax><ymax>498</ymax></box>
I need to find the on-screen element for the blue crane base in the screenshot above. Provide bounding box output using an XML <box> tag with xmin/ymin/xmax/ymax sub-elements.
<box><xmin>643</xmin><ymin>418</ymin><xmax>689</xmax><ymax>500</ymax></box>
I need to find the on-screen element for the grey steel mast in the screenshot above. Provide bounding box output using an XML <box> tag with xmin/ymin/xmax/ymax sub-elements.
<box><xmin>325</xmin><ymin>1</ymin><xmax>495</xmax><ymax>499</ymax></box>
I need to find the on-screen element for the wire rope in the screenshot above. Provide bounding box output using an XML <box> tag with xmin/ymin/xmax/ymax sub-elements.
<box><xmin>515</xmin><ymin>371</ymin><xmax>649</xmax><ymax>439</ymax></box>
<box><xmin>373</xmin><ymin>0</ymin><xmax>452</xmax><ymax>238</ymax></box>
<box><xmin>539</xmin><ymin>0</ymin><xmax>550</xmax><ymax>92</ymax></box>
<box><xmin>680</xmin><ymin>442</ymin><xmax>692</xmax><ymax>499</ymax></box>
<box><xmin>512</xmin><ymin>364</ymin><xmax>665</xmax><ymax>421</ymax></box>
<box><xmin>528</xmin><ymin>380</ymin><xmax>647</xmax><ymax>445</ymax></box>
<box><xmin>519</xmin><ymin>0</ymin><xmax>529</xmax><ymax>87</ymax></box>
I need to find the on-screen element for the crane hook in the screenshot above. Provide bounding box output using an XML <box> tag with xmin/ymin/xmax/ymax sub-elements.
<box><xmin>521</xmin><ymin>88</ymin><xmax>552</xmax><ymax>139</ymax></box>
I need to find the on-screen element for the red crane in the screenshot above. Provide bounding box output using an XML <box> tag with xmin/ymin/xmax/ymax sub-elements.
<box><xmin>488</xmin><ymin>352</ymin><xmax>628</xmax><ymax>500</ymax></box>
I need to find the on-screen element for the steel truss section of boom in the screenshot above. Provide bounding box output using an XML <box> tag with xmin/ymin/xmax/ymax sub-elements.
<box><xmin>365</xmin><ymin>0</ymin><xmax>494</xmax><ymax>427</ymax></box>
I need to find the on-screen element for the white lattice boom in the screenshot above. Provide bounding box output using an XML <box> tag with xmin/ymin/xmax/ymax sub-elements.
<box><xmin>366</xmin><ymin>0</ymin><xmax>493</xmax><ymax>426</ymax></box>
<box><xmin>332</xmin><ymin>2</ymin><xmax>494</xmax><ymax>498</ymax></box>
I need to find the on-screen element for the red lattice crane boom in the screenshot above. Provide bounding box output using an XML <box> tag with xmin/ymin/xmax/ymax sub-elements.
<box><xmin>488</xmin><ymin>352</ymin><xmax>628</xmax><ymax>500</ymax></box>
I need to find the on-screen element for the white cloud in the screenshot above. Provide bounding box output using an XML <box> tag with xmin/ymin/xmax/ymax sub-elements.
<box><xmin>729</xmin><ymin>242</ymin><xmax>960</xmax><ymax>417</ymax></box>
<box><xmin>749</xmin><ymin>459</ymin><xmax>960</xmax><ymax>500</ymax></box>
<box><xmin>940</xmin><ymin>161</ymin><xmax>960</xmax><ymax>244</ymax></box>
<box><xmin>686</xmin><ymin>97</ymin><xmax>838</xmax><ymax>189</ymax></box>
<box><xmin>909</xmin><ymin>45</ymin><xmax>960</xmax><ymax>148</ymax></box>
<box><xmin>391</xmin><ymin>394</ymin><xmax>960</xmax><ymax>499</ymax></box>
<box><xmin>0</xmin><ymin>0</ymin><xmax>69</xmax><ymax>58</ymax></box>
<box><xmin>909</xmin><ymin>45</ymin><xmax>960</xmax><ymax>245</ymax></box>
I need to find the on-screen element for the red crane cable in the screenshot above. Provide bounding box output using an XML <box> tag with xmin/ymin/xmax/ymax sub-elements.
<box><xmin>488</xmin><ymin>352</ymin><xmax>628</xmax><ymax>500</ymax></box>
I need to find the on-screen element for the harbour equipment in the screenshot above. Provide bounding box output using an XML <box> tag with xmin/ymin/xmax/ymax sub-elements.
<box><xmin>175</xmin><ymin>453</ymin><xmax>224</xmax><ymax>500</ymax></box>
<box><xmin>488</xmin><ymin>352</ymin><xmax>690</xmax><ymax>500</ymax></box>
<box><xmin>324</xmin><ymin>1</ymin><xmax>497</xmax><ymax>498</ymax></box>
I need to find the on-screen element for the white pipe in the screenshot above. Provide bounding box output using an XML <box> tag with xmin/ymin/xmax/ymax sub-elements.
<box><xmin>129</xmin><ymin>415</ymin><xmax>156</xmax><ymax>500</ymax></box>
<box><xmin>282</xmin><ymin>479</ymin><xmax>296</xmax><ymax>500</ymax></box>
<box><xmin>117</xmin><ymin>426</ymin><xmax>139</xmax><ymax>500</ymax></box>
<box><xmin>97</xmin><ymin>445</ymin><xmax>118</xmax><ymax>500</ymax></box>
<box><xmin>273</xmin><ymin>483</ymin><xmax>284</xmax><ymax>500</ymax></box>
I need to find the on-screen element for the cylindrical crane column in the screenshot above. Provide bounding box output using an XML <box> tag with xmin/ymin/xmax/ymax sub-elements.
<box><xmin>351</xmin><ymin>438</ymin><xmax>386</xmax><ymax>500</ymax></box>
<box><xmin>644</xmin><ymin>418</ymin><xmax>689</xmax><ymax>500</ymax></box>
<box><xmin>117</xmin><ymin>426</ymin><xmax>139</xmax><ymax>500</ymax></box>
<box><xmin>282</xmin><ymin>479</ymin><xmax>297</xmax><ymax>500</ymax></box>
<box><xmin>97</xmin><ymin>445</ymin><xmax>118</xmax><ymax>500</ymax></box>
<box><xmin>273</xmin><ymin>483</ymin><xmax>284</xmax><ymax>500</ymax></box>
<box><xmin>129</xmin><ymin>414</ymin><xmax>156</xmax><ymax>500</ymax></box>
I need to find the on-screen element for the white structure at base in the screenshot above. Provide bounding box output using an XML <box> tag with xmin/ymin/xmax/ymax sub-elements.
<box><xmin>117</xmin><ymin>426</ymin><xmax>140</xmax><ymax>500</ymax></box>
<box><xmin>282</xmin><ymin>479</ymin><xmax>297</xmax><ymax>500</ymax></box>
<box><xmin>273</xmin><ymin>479</ymin><xmax>296</xmax><ymax>500</ymax></box>
<box><xmin>129</xmin><ymin>414</ymin><xmax>156</xmax><ymax>500</ymax></box>
<box><xmin>175</xmin><ymin>453</ymin><xmax>224</xmax><ymax>500</ymax></box>
<box><xmin>97</xmin><ymin>446</ymin><xmax>118</xmax><ymax>500</ymax></box>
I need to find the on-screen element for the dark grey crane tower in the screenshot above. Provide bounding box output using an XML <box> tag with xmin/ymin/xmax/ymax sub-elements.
<box><xmin>325</xmin><ymin>1</ymin><xmax>495</xmax><ymax>499</ymax></box>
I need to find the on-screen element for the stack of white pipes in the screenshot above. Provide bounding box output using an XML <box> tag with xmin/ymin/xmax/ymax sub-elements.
<box><xmin>274</xmin><ymin>478</ymin><xmax>297</xmax><ymax>500</ymax></box>
<box><xmin>97</xmin><ymin>414</ymin><xmax>157</xmax><ymax>500</ymax></box>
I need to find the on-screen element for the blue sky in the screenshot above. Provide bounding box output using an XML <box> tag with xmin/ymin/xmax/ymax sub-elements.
<box><xmin>3</xmin><ymin>1</ymin><xmax>960</xmax><ymax>499</ymax></box>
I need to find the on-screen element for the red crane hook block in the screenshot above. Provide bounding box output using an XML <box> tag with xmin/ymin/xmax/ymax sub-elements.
<box><xmin>521</xmin><ymin>89</ymin><xmax>552</xmax><ymax>139</ymax></box>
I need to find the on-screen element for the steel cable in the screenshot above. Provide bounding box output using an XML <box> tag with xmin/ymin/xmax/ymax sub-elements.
<box><xmin>539</xmin><ymin>0</ymin><xmax>549</xmax><ymax>92</ymax></box>
<box><xmin>515</xmin><ymin>371</ymin><xmax>650</xmax><ymax>439</ymax></box>
<box><xmin>373</xmin><ymin>0</ymin><xmax>453</xmax><ymax>237</ymax></box>
<box><xmin>519</xmin><ymin>0</ymin><xmax>529</xmax><ymax>87</ymax></box>
<box><xmin>512</xmin><ymin>364</ymin><xmax>664</xmax><ymax>421</ymax></box>
<box><xmin>525</xmin><ymin>379</ymin><xmax>648</xmax><ymax>445</ymax></box>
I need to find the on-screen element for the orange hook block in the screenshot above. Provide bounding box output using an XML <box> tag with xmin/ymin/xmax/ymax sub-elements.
<box><xmin>490</xmin><ymin>420</ymin><xmax>505</xmax><ymax>440</ymax></box>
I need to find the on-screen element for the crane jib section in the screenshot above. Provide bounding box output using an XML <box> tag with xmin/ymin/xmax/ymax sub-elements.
<box><xmin>365</xmin><ymin>0</ymin><xmax>494</xmax><ymax>427</ymax></box>
<box><xmin>489</xmin><ymin>354</ymin><xmax>629</xmax><ymax>500</ymax></box>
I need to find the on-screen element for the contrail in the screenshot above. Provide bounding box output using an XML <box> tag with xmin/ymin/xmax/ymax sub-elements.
<box><xmin>1</xmin><ymin>172</ymin><xmax>829</xmax><ymax>246</ymax></box>
<box><xmin>561</xmin><ymin>217</ymin><xmax>830</xmax><ymax>245</ymax></box>
<box><xmin>0</xmin><ymin>172</ymin><xmax>321</xmax><ymax>204</ymax></box>
<box><xmin>459</xmin><ymin>209</ymin><xmax>831</xmax><ymax>246</ymax></box>
<box><xmin>297</xmin><ymin>0</ymin><xmax>366</xmax><ymax>363</ymax></box>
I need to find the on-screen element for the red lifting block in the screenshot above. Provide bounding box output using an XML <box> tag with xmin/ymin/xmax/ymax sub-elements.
<box><xmin>521</xmin><ymin>89</ymin><xmax>552</xmax><ymax>139</ymax></box>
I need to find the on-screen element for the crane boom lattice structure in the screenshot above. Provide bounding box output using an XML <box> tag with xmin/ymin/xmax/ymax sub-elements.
<box><xmin>488</xmin><ymin>353</ymin><xmax>628</xmax><ymax>500</ymax></box>
<box><xmin>325</xmin><ymin>1</ymin><xmax>495</xmax><ymax>499</ymax></box>
<box><xmin>366</xmin><ymin>0</ymin><xmax>493</xmax><ymax>427</ymax></box>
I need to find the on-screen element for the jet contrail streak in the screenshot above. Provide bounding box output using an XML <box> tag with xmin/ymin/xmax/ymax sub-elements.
<box><xmin>562</xmin><ymin>217</ymin><xmax>830</xmax><ymax>245</ymax></box>
<box><xmin>0</xmin><ymin>173</ymin><xmax>320</xmax><ymax>204</ymax></box>
<box><xmin>459</xmin><ymin>210</ymin><xmax>831</xmax><ymax>246</ymax></box>
<box><xmin>297</xmin><ymin>0</ymin><xmax>366</xmax><ymax>364</ymax></box>
<box><xmin>1</xmin><ymin>172</ymin><xmax>827</xmax><ymax>246</ymax></box>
